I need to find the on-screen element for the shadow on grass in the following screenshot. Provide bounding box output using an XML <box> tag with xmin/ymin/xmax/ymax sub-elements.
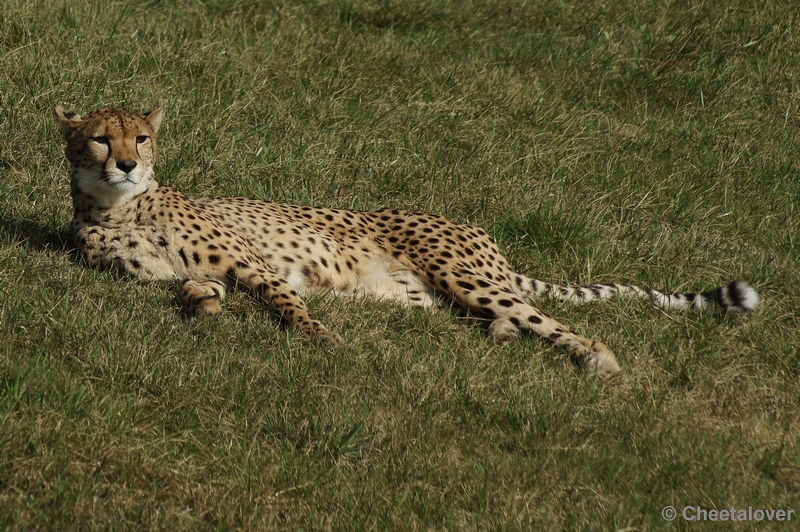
<box><xmin>0</xmin><ymin>217</ymin><xmax>73</xmax><ymax>255</ymax></box>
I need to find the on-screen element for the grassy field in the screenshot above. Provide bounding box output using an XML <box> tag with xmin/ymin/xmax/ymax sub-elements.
<box><xmin>1</xmin><ymin>0</ymin><xmax>799</xmax><ymax>529</ymax></box>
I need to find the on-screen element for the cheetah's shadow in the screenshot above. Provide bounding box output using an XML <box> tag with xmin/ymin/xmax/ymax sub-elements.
<box><xmin>1</xmin><ymin>217</ymin><xmax>219</xmax><ymax>320</ymax></box>
<box><xmin>0</xmin><ymin>217</ymin><xmax>73</xmax><ymax>255</ymax></box>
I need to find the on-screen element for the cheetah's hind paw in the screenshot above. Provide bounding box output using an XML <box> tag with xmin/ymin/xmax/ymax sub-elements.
<box><xmin>583</xmin><ymin>342</ymin><xmax>622</xmax><ymax>379</ymax></box>
<box><xmin>315</xmin><ymin>331</ymin><xmax>343</xmax><ymax>346</ymax></box>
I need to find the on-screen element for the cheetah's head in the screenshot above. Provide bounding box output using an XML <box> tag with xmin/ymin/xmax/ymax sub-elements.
<box><xmin>55</xmin><ymin>106</ymin><xmax>164</xmax><ymax>207</ymax></box>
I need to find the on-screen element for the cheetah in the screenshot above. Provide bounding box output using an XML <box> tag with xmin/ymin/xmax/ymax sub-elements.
<box><xmin>55</xmin><ymin>106</ymin><xmax>760</xmax><ymax>378</ymax></box>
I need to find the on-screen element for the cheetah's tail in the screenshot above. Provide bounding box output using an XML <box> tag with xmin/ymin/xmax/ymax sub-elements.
<box><xmin>512</xmin><ymin>276</ymin><xmax>760</xmax><ymax>315</ymax></box>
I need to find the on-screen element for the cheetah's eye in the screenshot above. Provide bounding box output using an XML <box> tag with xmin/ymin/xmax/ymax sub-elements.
<box><xmin>92</xmin><ymin>136</ymin><xmax>109</xmax><ymax>145</ymax></box>
<box><xmin>136</xmin><ymin>135</ymin><xmax>149</xmax><ymax>144</ymax></box>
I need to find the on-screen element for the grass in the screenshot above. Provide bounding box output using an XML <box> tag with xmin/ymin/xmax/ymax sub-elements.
<box><xmin>1</xmin><ymin>0</ymin><xmax>799</xmax><ymax>529</ymax></box>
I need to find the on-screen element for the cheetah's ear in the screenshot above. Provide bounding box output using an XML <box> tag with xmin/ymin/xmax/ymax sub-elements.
<box><xmin>144</xmin><ymin>108</ymin><xmax>164</xmax><ymax>133</ymax></box>
<box><xmin>54</xmin><ymin>105</ymin><xmax>82</xmax><ymax>130</ymax></box>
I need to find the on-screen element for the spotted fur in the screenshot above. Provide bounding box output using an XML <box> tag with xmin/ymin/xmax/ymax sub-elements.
<box><xmin>55</xmin><ymin>106</ymin><xmax>760</xmax><ymax>378</ymax></box>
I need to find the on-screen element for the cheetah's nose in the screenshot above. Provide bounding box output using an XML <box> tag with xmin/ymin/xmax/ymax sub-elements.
<box><xmin>117</xmin><ymin>160</ymin><xmax>137</xmax><ymax>173</ymax></box>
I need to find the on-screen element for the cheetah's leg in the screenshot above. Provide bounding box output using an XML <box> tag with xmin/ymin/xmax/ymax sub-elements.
<box><xmin>226</xmin><ymin>261</ymin><xmax>342</xmax><ymax>346</ymax></box>
<box><xmin>182</xmin><ymin>279</ymin><xmax>226</xmax><ymax>318</ymax></box>
<box><xmin>445</xmin><ymin>274</ymin><xmax>621</xmax><ymax>378</ymax></box>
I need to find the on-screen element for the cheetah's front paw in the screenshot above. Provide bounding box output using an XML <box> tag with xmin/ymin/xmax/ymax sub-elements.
<box><xmin>182</xmin><ymin>280</ymin><xmax>226</xmax><ymax>318</ymax></box>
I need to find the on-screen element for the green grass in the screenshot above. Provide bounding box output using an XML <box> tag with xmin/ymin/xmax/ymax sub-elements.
<box><xmin>1</xmin><ymin>0</ymin><xmax>799</xmax><ymax>529</ymax></box>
